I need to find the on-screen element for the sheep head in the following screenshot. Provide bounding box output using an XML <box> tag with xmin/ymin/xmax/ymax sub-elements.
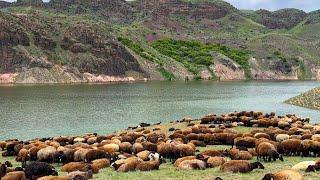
<box><xmin>4</xmin><ymin>161</ymin><xmax>12</xmax><ymax>167</ymax></box>
<box><xmin>0</xmin><ymin>164</ymin><xmax>7</xmax><ymax>177</ymax></box>
<box><xmin>306</xmin><ymin>164</ymin><xmax>320</xmax><ymax>172</ymax></box>
<box><xmin>262</xmin><ymin>173</ymin><xmax>274</xmax><ymax>180</ymax></box>
<box><xmin>279</xmin><ymin>154</ymin><xmax>284</xmax><ymax>161</ymax></box>
<box><xmin>250</xmin><ymin>162</ymin><xmax>265</xmax><ymax>171</ymax></box>
<box><xmin>306</xmin><ymin>165</ymin><xmax>316</xmax><ymax>172</ymax></box>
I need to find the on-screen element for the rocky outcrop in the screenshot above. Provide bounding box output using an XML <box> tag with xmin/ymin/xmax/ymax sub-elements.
<box><xmin>0</xmin><ymin>1</ymin><xmax>11</xmax><ymax>8</ymax></box>
<box><xmin>135</xmin><ymin>0</ymin><xmax>235</xmax><ymax>18</ymax></box>
<box><xmin>210</xmin><ymin>53</ymin><xmax>245</xmax><ymax>80</ymax></box>
<box><xmin>48</xmin><ymin>0</ymin><xmax>135</xmax><ymax>23</ymax></box>
<box><xmin>253</xmin><ymin>8</ymin><xmax>307</xmax><ymax>29</ymax></box>
<box><xmin>0</xmin><ymin>12</ymin><xmax>147</xmax><ymax>83</ymax></box>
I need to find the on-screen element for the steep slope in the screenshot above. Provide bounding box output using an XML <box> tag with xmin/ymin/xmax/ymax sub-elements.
<box><xmin>244</xmin><ymin>8</ymin><xmax>308</xmax><ymax>29</ymax></box>
<box><xmin>47</xmin><ymin>0</ymin><xmax>136</xmax><ymax>24</ymax></box>
<box><xmin>290</xmin><ymin>10</ymin><xmax>320</xmax><ymax>41</ymax></box>
<box><xmin>0</xmin><ymin>10</ymin><xmax>147</xmax><ymax>83</ymax></box>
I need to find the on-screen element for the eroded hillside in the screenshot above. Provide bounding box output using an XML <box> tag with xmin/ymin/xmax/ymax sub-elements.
<box><xmin>1</xmin><ymin>0</ymin><xmax>320</xmax><ymax>83</ymax></box>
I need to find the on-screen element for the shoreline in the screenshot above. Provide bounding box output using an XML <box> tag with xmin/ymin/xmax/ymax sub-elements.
<box><xmin>0</xmin><ymin>79</ymin><xmax>319</xmax><ymax>86</ymax></box>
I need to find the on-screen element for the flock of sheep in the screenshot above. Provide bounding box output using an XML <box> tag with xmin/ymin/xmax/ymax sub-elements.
<box><xmin>1</xmin><ymin>111</ymin><xmax>320</xmax><ymax>179</ymax></box>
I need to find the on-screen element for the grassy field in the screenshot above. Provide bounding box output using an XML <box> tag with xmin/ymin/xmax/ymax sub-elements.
<box><xmin>1</xmin><ymin>122</ymin><xmax>320</xmax><ymax>180</ymax></box>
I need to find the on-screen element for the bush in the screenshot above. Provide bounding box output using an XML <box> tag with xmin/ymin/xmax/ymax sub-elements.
<box><xmin>152</xmin><ymin>39</ymin><xmax>251</xmax><ymax>79</ymax></box>
<box><xmin>118</xmin><ymin>37</ymin><xmax>175</xmax><ymax>81</ymax></box>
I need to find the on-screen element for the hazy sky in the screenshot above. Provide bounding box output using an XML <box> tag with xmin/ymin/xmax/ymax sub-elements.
<box><xmin>224</xmin><ymin>0</ymin><xmax>320</xmax><ymax>12</ymax></box>
<box><xmin>2</xmin><ymin>0</ymin><xmax>320</xmax><ymax>12</ymax></box>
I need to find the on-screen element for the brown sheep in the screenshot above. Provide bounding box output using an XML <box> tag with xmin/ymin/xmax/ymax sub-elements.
<box><xmin>262</xmin><ymin>169</ymin><xmax>303</xmax><ymax>180</ymax></box>
<box><xmin>61</xmin><ymin>162</ymin><xmax>98</xmax><ymax>174</ymax></box>
<box><xmin>256</xmin><ymin>142</ymin><xmax>283</xmax><ymax>162</ymax></box>
<box><xmin>254</xmin><ymin>133</ymin><xmax>271</xmax><ymax>140</ymax></box>
<box><xmin>132</xmin><ymin>143</ymin><xmax>144</xmax><ymax>154</ymax></box>
<box><xmin>216</xmin><ymin>133</ymin><xmax>239</xmax><ymax>145</ymax></box>
<box><xmin>176</xmin><ymin>143</ymin><xmax>195</xmax><ymax>157</ymax></box>
<box><xmin>135</xmin><ymin>153</ymin><xmax>163</xmax><ymax>171</ymax></box>
<box><xmin>189</xmin><ymin>140</ymin><xmax>206</xmax><ymax>147</ymax></box>
<box><xmin>116</xmin><ymin>157</ymin><xmax>143</xmax><ymax>172</ymax></box>
<box><xmin>101</xmin><ymin>143</ymin><xmax>119</xmax><ymax>154</ymax></box>
<box><xmin>227</xmin><ymin>148</ymin><xmax>253</xmax><ymax>160</ymax></box>
<box><xmin>142</xmin><ymin>142</ymin><xmax>157</xmax><ymax>152</ymax></box>
<box><xmin>67</xmin><ymin>171</ymin><xmax>92</xmax><ymax>179</ymax></box>
<box><xmin>37</xmin><ymin>146</ymin><xmax>57</xmax><ymax>162</ymax></box>
<box><xmin>29</xmin><ymin>146</ymin><xmax>41</xmax><ymax>161</ymax></box>
<box><xmin>234</xmin><ymin>137</ymin><xmax>256</xmax><ymax>149</ymax></box>
<box><xmin>137</xmin><ymin>150</ymin><xmax>151</xmax><ymax>161</ymax></box>
<box><xmin>87</xmin><ymin>137</ymin><xmax>97</xmax><ymax>145</ymax></box>
<box><xmin>119</xmin><ymin>142</ymin><xmax>132</xmax><ymax>153</ymax></box>
<box><xmin>186</xmin><ymin>133</ymin><xmax>199</xmax><ymax>141</ymax></box>
<box><xmin>278</xmin><ymin>139</ymin><xmax>302</xmax><ymax>156</ymax></box>
<box><xmin>37</xmin><ymin>176</ymin><xmax>70</xmax><ymax>180</ymax></box>
<box><xmin>47</xmin><ymin>141</ymin><xmax>60</xmax><ymax>149</ymax></box>
<box><xmin>255</xmin><ymin>138</ymin><xmax>279</xmax><ymax>149</ymax></box>
<box><xmin>92</xmin><ymin>158</ymin><xmax>110</xmax><ymax>170</ymax></box>
<box><xmin>85</xmin><ymin>149</ymin><xmax>108</xmax><ymax>163</ymax></box>
<box><xmin>16</xmin><ymin>148</ymin><xmax>29</xmax><ymax>162</ymax></box>
<box><xmin>173</xmin><ymin>156</ymin><xmax>197</xmax><ymax>167</ymax></box>
<box><xmin>207</xmin><ymin>156</ymin><xmax>227</xmax><ymax>168</ymax></box>
<box><xmin>220</xmin><ymin>160</ymin><xmax>264</xmax><ymax>173</ymax></box>
<box><xmin>74</xmin><ymin>148</ymin><xmax>90</xmax><ymax>162</ymax></box>
<box><xmin>177</xmin><ymin>159</ymin><xmax>207</xmax><ymax>170</ymax></box>
<box><xmin>2</xmin><ymin>171</ymin><xmax>27</xmax><ymax>180</ymax></box>
<box><xmin>157</xmin><ymin>142</ymin><xmax>178</xmax><ymax>159</ymax></box>
<box><xmin>0</xmin><ymin>141</ymin><xmax>6</xmax><ymax>151</ymax></box>
<box><xmin>201</xmin><ymin>149</ymin><xmax>223</xmax><ymax>157</ymax></box>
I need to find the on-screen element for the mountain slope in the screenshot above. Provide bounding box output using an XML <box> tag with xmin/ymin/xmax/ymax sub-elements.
<box><xmin>1</xmin><ymin>0</ymin><xmax>320</xmax><ymax>83</ymax></box>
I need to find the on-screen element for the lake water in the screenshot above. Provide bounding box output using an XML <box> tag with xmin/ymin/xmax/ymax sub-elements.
<box><xmin>0</xmin><ymin>81</ymin><xmax>320</xmax><ymax>140</ymax></box>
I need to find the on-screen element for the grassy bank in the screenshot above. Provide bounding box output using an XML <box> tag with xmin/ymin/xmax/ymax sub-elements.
<box><xmin>285</xmin><ymin>87</ymin><xmax>320</xmax><ymax>110</ymax></box>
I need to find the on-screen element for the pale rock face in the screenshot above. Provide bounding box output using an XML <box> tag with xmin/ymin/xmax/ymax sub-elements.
<box><xmin>0</xmin><ymin>73</ymin><xmax>18</xmax><ymax>83</ymax></box>
<box><xmin>250</xmin><ymin>69</ymin><xmax>298</xmax><ymax>80</ymax></box>
<box><xmin>210</xmin><ymin>52</ymin><xmax>245</xmax><ymax>81</ymax></box>
<box><xmin>311</xmin><ymin>68</ymin><xmax>320</xmax><ymax>80</ymax></box>
<box><xmin>83</xmin><ymin>73</ymin><xmax>135</xmax><ymax>83</ymax></box>
<box><xmin>211</xmin><ymin>64</ymin><xmax>245</xmax><ymax>81</ymax></box>
<box><xmin>0</xmin><ymin>65</ymin><xmax>138</xmax><ymax>84</ymax></box>
<box><xmin>200</xmin><ymin>70</ymin><xmax>212</xmax><ymax>80</ymax></box>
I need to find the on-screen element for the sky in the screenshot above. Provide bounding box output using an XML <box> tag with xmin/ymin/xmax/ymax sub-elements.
<box><xmin>2</xmin><ymin>0</ymin><xmax>320</xmax><ymax>12</ymax></box>
<box><xmin>224</xmin><ymin>0</ymin><xmax>320</xmax><ymax>12</ymax></box>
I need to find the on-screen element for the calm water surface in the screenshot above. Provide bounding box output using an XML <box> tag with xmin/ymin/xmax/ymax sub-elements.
<box><xmin>0</xmin><ymin>81</ymin><xmax>320</xmax><ymax>140</ymax></box>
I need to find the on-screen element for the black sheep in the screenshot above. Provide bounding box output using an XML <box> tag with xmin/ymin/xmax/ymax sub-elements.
<box><xmin>24</xmin><ymin>162</ymin><xmax>58</xmax><ymax>180</ymax></box>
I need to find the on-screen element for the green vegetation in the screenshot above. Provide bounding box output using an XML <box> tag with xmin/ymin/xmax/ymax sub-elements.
<box><xmin>298</xmin><ymin>61</ymin><xmax>307</xmax><ymax>80</ymax></box>
<box><xmin>118</xmin><ymin>37</ymin><xmax>175</xmax><ymax>80</ymax></box>
<box><xmin>152</xmin><ymin>39</ymin><xmax>251</xmax><ymax>79</ymax></box>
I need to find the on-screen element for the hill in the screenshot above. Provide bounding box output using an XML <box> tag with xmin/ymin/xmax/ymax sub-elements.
<box><xmin>0</xmin><ymin>0</ymin><xmax>320</xmax><ymax>83</ymax></box>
